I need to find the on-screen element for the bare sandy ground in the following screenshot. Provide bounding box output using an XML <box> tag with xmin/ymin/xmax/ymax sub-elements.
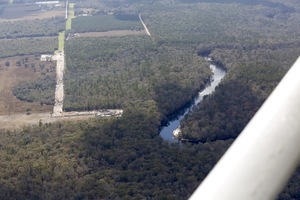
<box><xmin>52</xmin><ymin>51</ymin><xmax>64</xmax><ymax>116</ymax></box>
<box><xmin>0</xmin><ymin>112</ymin><xmax>95</xmax><ymax>130</ymax></box>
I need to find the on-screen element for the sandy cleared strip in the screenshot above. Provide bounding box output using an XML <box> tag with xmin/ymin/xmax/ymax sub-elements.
<box><xmin>139</xmin><ymin>13</ymin><xmax>151</xmax><ymax>36</ymax></box>
<box><xmin>0</xmin><ymin>109</ymin><xmax>123</xmax><ymax>129</ymax></box>
<box><xmin>52</xmin><ymin>51</ymin><xmax>64</xmax><ymax>116</ymax></box>
<box><xmin>0</xmin><ymin>113</ymin><xmax>93</xmax><ymax>129</ymax></box>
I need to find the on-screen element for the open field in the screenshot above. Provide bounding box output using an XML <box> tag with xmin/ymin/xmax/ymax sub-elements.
<box><xmin>66</xmin><ymin>3</ymin><xmax>75</xmax><ymax>30</ymax></box>
<box><xmin>0</xmin><ymin>112</ymin><xmax>95</xmax><ymax>129</ymax></box>
<box><xmin>0</xmin><ymin>5</ymin><xmax>64</xmax><ymax>21</ymax></box>
<box><xmin>58</xmin><ymin>32</ymin><xmax>65</xmax><ymax>51</ymax></box>
<box><xmin>0</xmin><ymin>56</ymin><xmax>55</xmax><ymax>115</ymax></box>
<box><xmin>69</xmin><ymin>3</ymin><xmax>75</xmax><ymax>18</ymax></box>
<box><xmin>66</xmin><ymin>16</ymin><xmax>72</xmax><ymax>30</ymax></box>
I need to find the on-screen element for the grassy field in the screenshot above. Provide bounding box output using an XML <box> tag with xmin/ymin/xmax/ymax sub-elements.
<box><xmin>66</xmin><ymin>3</ymin><xmax>75</xmax><ymax>30</ymax></box>
<box><xmin>58</xmin><ymin>32</ymin><xmax>65</xmax><ymax>51</ymax></box>
<box><xmin>69</xmin><ymin>3</ymin><xmax>75</xmax><ymax>19</ymax></box>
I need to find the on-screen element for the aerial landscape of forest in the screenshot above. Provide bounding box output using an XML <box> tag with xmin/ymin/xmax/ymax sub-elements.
<box><xmin>0</xmin><ymin>0</ymin><xmax>300</xmax><ymax>199</ymax></box>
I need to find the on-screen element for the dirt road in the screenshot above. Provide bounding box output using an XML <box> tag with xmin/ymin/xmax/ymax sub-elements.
<box><xmin>0</xmin><ymin>36</ymin><xmax>125</xmax><ymax>129</ymax></box>
<box><xmin>52</xmin><ymin>51</ymin><xmax>64</xmax><ymax>116</ymax></box>
<box><xmin>0</xmin><ymin>113</ymin><xmax>93</xmax><ymax>129</ymax></box>
<box><xmin>139</xmin><ymin>13</ymin><xmax>151</xmax><ymax>36</ymax></box>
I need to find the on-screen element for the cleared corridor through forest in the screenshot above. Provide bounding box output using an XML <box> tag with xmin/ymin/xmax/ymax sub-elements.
<box><xmin>139</xmin><ymin>13</ymin><xmax>151</xmax><ymax>36</ymax></box>
<box><xmin>52</xmin><ymin>51</ymin><xmax>64</xmax><ymax>116</ymax></box>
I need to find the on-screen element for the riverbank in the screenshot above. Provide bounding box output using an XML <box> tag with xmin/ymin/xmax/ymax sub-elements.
<box><xmin>160</xmin><ymin>61</ymin><xmax>226</xmax><ymax>142</ymax></box>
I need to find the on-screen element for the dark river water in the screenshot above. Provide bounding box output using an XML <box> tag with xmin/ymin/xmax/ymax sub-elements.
<box><xmin>159</xmin><ymin>63</ymin><xmax>226</xmax><ymax>142</ymax></box>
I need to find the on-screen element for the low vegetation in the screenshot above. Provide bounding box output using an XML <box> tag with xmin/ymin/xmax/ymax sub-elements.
<box><xmin>58</xmin><ymin>31</ymin><xmax>65</xmax><ymax>51</ymax></box>
<box><xmin>66</xmin><ymin>3</ymin><xmax>75</xmax><ymax>30</ymax></box>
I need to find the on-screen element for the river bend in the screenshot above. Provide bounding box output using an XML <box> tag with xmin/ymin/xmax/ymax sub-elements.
<box><xmin>160</xmin><ymin>62</ymin><xmax>226</xmax><ymax>142</ymax></box>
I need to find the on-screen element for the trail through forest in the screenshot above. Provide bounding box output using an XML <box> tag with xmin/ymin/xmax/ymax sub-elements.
<box><xmin>139</xmin><ymin>13</ymin><xmax>151</xmax><ymax>36</ymax></box>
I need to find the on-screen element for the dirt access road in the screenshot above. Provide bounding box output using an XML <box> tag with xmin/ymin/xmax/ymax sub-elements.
<box><xmin>139</xmin><ymin>13</ymin><xmax>151</xmax><ymax>36</ymax></box>
<box><xmin>0</xmin><ymin>112</ymin><xmax>96</xmax><ymax>129</ymax></box>
<box><xmin>52</xmin><ymin>51</ymin><xmax>64</xmax><ymax>116</ymax></box>
<box><xmin>0</xmin><ymin>52</ymin><xmax>123</xmax><ymax>129</ymax></box>
<box><xmin>0</xmin><ymin>16</ymin><xmax>125</xmax><ymax>129</ymax></box>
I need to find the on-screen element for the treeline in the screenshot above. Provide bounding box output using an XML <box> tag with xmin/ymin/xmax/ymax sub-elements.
<box><xmin>144</xmin><ymin>1</ymin><xmax>300</xmax><ymax>48</ymax></box>
<box><xmin>71</xmin><ymin>15</ymin><xmax>143</xmax><ymax>33</ymax></box>
<box><xmin>177</xmin><ymin>0</ymin><xmax>295</xmax><ymax>13</ymax></box>
<box><xmin>12</xmin><ymin>75</ymin><xmax>55</xmax><ymax>105</ymax></box>
<box><xmin>64</xmin><ymin>36</ymin><xmax>211</xmax><ymax>119</ymax></box>
<box><xmin>0</xmin><ymin>37</ymin><xmax>58</xmax><ymax>58</ymax></box>
<box><xmin>0</xmin><ymin>17</ymin><xmax>65</xmax><ymax>39</ymax></box>
<box><xmin>0</xmin><ymin>102</ymin><xmax>232</xmax><ymax>199</ymax></box>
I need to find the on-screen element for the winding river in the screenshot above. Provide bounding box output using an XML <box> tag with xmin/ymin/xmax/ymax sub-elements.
<box><xmin>160</xmin><ymin>61</ymin><xmax>226</xmax><ymax>142</ymax></box>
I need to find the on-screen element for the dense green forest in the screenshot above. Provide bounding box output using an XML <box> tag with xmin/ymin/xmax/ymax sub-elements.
<box><xmin>71</xmin><ymin>14</ymin><xmax>143</xmax><ymax>33</ymax></box>
<box><xmin>180</xmin><ymin>46</ymin><xmax>300</xmax><ymax>199</ymax></box>
<box><xmin>13</xmin><ymin>75</ymin><xmax>55</xmax><ymax>105</ymax></box>
<box><xmin>139</xmin><ymin>0</ymin><xmax>300</xmax><ymax>49</ymax></box>
<box><xmin>0</xmin><ymin>106</ymin><xmax>232</xmax><ymax>199</ymax></box>
<box><xmin>2</xmin><ymin>0</ymin><xmax>300</xmax><ymax>199</ymax></box>
<box><xmin>0</xmin><ymin>37</ymin><xmax>58</xmax><ymax>58</ymax></box>
<box><xmin>64</xmin><ymin>36</ymin><xmax>210</xmax><ymax>119</ymax></box>
<box><xmin>0</xmin><ymin>17</ymin><xmax>65</xmax><ymax>39</ymax></box>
